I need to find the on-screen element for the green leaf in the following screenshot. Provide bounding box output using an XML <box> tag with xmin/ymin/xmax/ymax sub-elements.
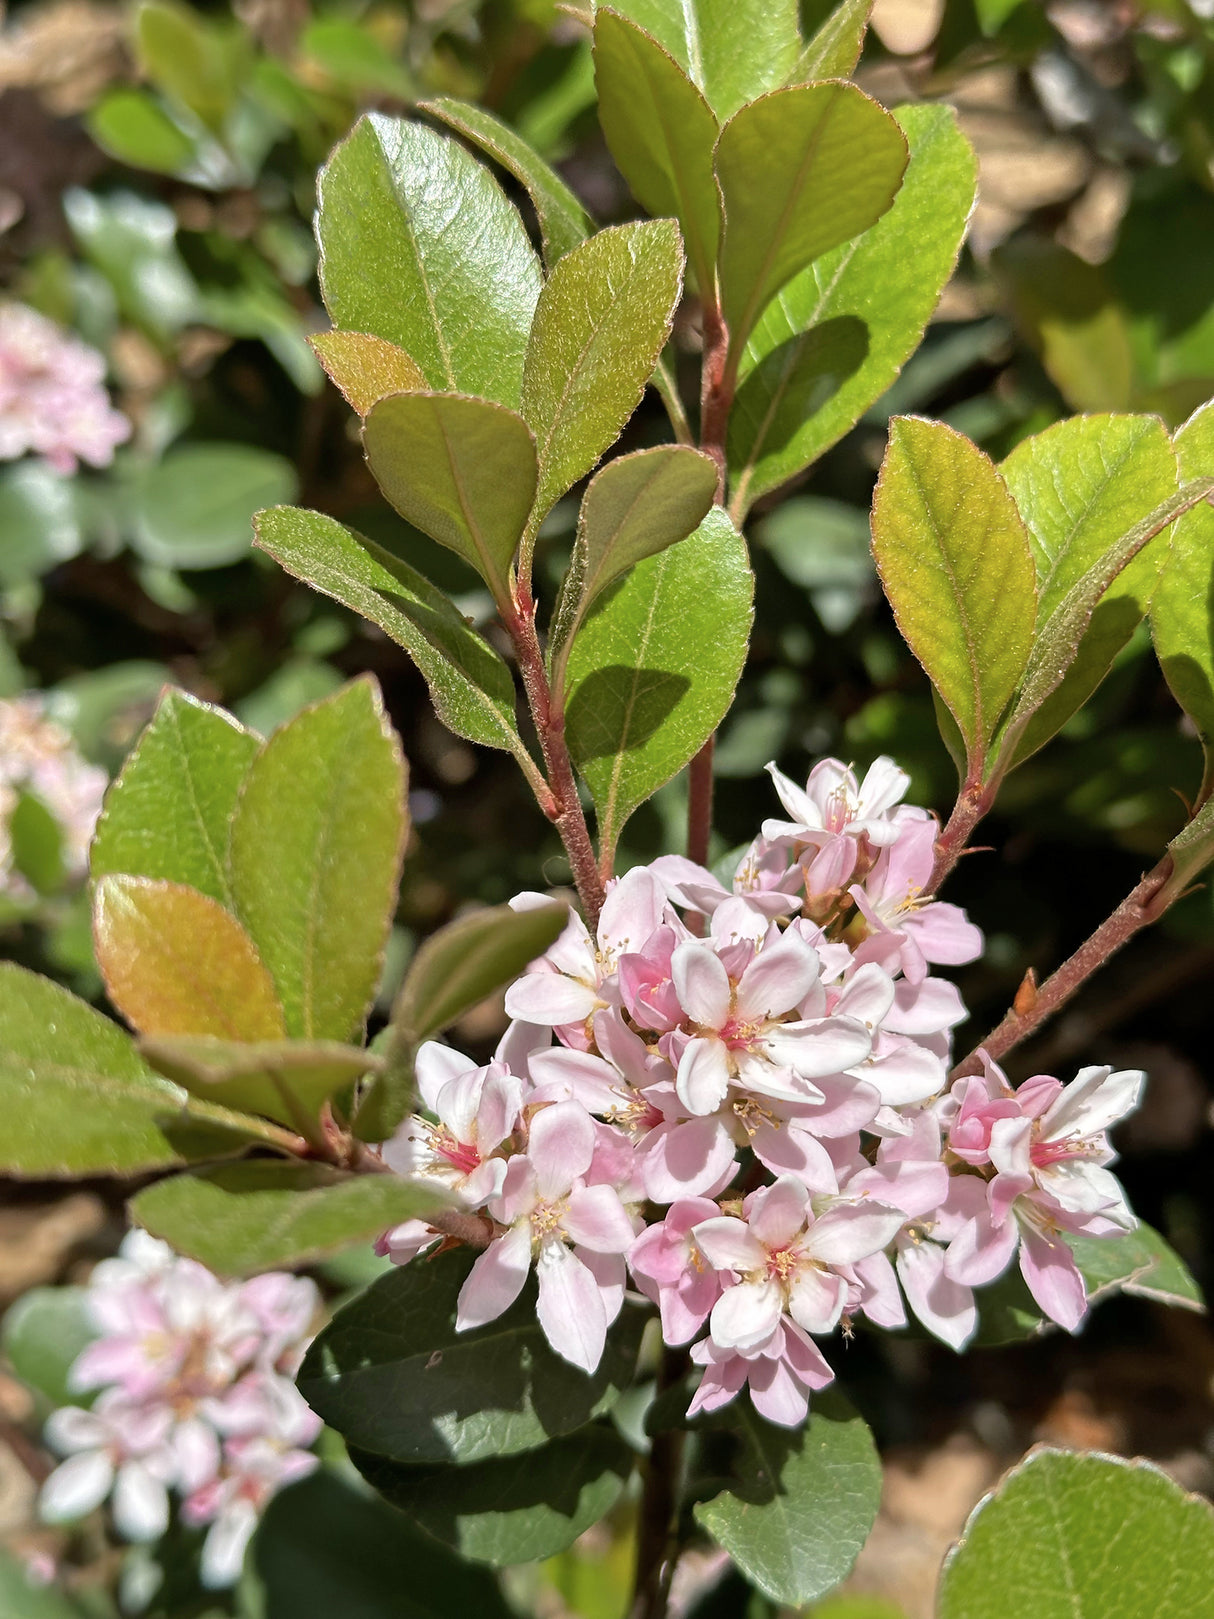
<box><xmin>129</xmin><ymin>444</ymin><xmax>298</xmax><ymax>570</ymax></box>
<box><xmin>421</xmin><ymin>97</ymin><xmax>592</xmax><ymax>268</ymax></box>
<box><xmin>611</xmin><ymin>0</ymin><xmax>801</xmax><ymax>120</ymax></box>
<box><xmin>0</xmin><ymin>1549</ymin><xmax>88</xmax><ymax>1619</ymax></box>
<box><xmin>64</xmin><ymin>187</ymin><xmax>198</xmax><ymax>340</ymax></box>
<box><xmin>90</xmin><ymin>687</ymin><xmax>260</xmax><ymax>907</ymax></box>
<box><xmin>998</xmin><ymin>478</ymin><xmax>1214</xmax><ymax>766</ymax></box>
<box><xmin>550</xmin><ymin>446</ymin><xmax>719</xmax><ymax>673</ymax></box>
<box><xmin>565</xmin><ymin>505</ymin><xmax>752</xmax><ymax>859</ymax></box>
<box><xmin>693</xmin><ymin>1391</ymin><xmax>882</xmax><ymax>1607</ymax></box>
<box><xmin>715</xmin><ymin>83</ymin><xmax>908</xmax><ymax>354</ymax></box>
<box><xmin>130</xmin><ymin>1160</ymin><xmax>453</xmax><ymax>1277</ymax></box>
<box><xmin>310</xmin><ymin>331</ymin><xmax>426</xmax><ymax>416</ymax></box>
<box><xmin>351</xmin><ymin>1428</ymin><xmax>634</xmax><ymax>1565</ymax></box>
<box><xmin>937</xmin><ymin>1448</ymin><xmax>1214</xmax><ymax>1619</ymax></box>
<box><xmin>316</xmin><ymin>113</ymin><xmax>542</xmax><ymax>407</ymax></box>
<box><xmin>593</xmin><ymin>11</ymin><xmax>721</xmax><ymax>295</ymax></box>
<box><xmin>0</xmin><ymin>961</ymin><xmax>193</xmax><ymax>1176</ymax></box>
<box><xmin>298</xmin><ymin>1250</ymin><xmax>645</xmax><ymax>1464</ymax></box>
<box><xmin>93</xmin><ymin>874</ymin><xmax>287</xmax><ymax>1040</ymax></box>
<box><xmin>1154</xmin><ymin>402</ymin><xmax>1214</xmax><ymax>790</ymax></box>
<box><xmin>362</xmin><ymin>392</ymin><xmax>537</xmax><ymax>607</ymax></box>
<box><xmin>790</xmin><ymin>0</ymin><xmax>873</xmax><ymax>80</ymax></box>
<box><xmin>522</xmin><ymin>220</ymin><xmax>684</xmax><ymax>525</ymax></box>
<box><xmin>228</xmin><ymin>677</ymin><xmax>408</xmax><ymax>1042</ymax></box>
<box><xmin>729</xmin><ymin>104</ymin><xmax>976</xmax><ymax>517</ymax></box>
<box><xmin>1163</xmin><ymin>794</ymin><xmax>1214</xmax><ymax>902</ymax></box>
<box><xmin>253</xmin><ymin>1470</ymin><xmax>515</xmax><ymax>1619</ymax></box>
<box><xmin>870</xmin><ymin>417</ymin><xmax>1037</xmax><ymax>767</ymax></box>
<box><xmin>139</xmin><ymin>1035</ymin><xmax>379</xmax><ymax>1131</ymax></box>
<box><xmin>253</xmin><ymin>507</ymin><xmax>530</xmax><ymax>765</ymax></box>
<box><xmin>0</xmin><ymin>461</ymin><xmax>83</xmax><ymax>587</ymax></box>
<box><xmin>1000</xmin><ymin>415</ymin><xmax>1179</xmax><ymax>765</ymax></box>
<box><xmin>356</xmin><ymin>899</ymin><xmax>568</xmax><ymax>1141</ymax></box>
<box><xmin>10</xmin><ymin>792</ymin><xmax>65</xmax><ymax>895</ymax></box>
<box><xmin>2</xmin><ymin>1286</ymin><xmax>94</xmax><ymax>1408</ymax></box>
<box><xmin>137</xmin><ymin>0</ymin><xmax>234</xmax><ymax>129</ymax></box>
<box><xmin>88</xmin><ymin>87</ymin><xmax>197</xmax><ymax>176</ymax></box>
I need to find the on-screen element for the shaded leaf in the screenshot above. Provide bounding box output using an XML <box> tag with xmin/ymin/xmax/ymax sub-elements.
<box><xmin>716</xmin><ymin>83</ymin><xmax>908</xmax><ymax>353</ymax></box>
<box><xmin>298</xmin><ymin>1249</ymin><xmax>644</xmax><ymax>1464</ymax></box>
<box><xmin>790</xmin><ymin>0</ymin><xmax>872</xmax><ymax>80</ymax></box>
<box><xmin>228</xmin><ymin>677</ymin><xmax>408</xmax><ymax>1042</ymax></box>
<box><xmin>362</xmin><ymin>392</ymin><xmax>537</xmax><ymax>607</ymax></box>
<box><xmin>522</xmin><ymin>220</ymin><xmax>684</xmax><ymax>524</ymax></box>
<box><xmin>131</xmin><ymin>1160</ymin><xmax>452</xmax><ymax>1277</ymax></box>
<box><xmin>564</xmin><ymin>506</ymin><xmax>753</xmax><ymax>861</ymax></box>
<box><xmin>0</xmin><ymin>1549</ymin><xmax>88</xmax><ymax>1619</ymax></box>
<box><xmin>140</xmin><ymin>1035</ymin><xmax>379</xmax><ymax>1131</ymax></box>
<box><xmin>137</xmin><ymin>1</ymin><xmax>233</xmax><ymax>129</ymax></box>
<box><xmin>310</xmin><ymin>331</ymin><xmax>425</xmax><ymax>416</ymax></box>
<box><xmin>421</xmin><ymin>97</ymin><xmax>591</xmax><ymax>267</ymax></box>
<box><xmin>90</xmin><ymin>687</ymin><xmax>259</xmax><ymax>906</ymax></box>
<box><xmin>2</xmin><ymin>1287</ymin><xmax>94</xmax><ymax>1409</ymax></box>
<box><xmin>995</xmin><ymin>240</ymin><xmax>1133</xmax><ymax>413</ymax></box>
<box><xmin>128</xmin><ymin>444</ymin><xmax>297</xmax><ymax>570</ymax></box>
<box><xmin>316</xmin><ymin>114</ymin><xmax>542</xmax><ymax>407</ymax></box>
<box><xmin>1153</xmin><ymin>402</ymin><xmax>1214</xmax><ymax>791</ymax></box>
<box><xmin>10</xmin><ymin>792</ymin><xmax>65</xmax><ymax>895</ymax></box>
<box><xmin>94</xmin><ymin>874</ymin><xmax>285</xmax><ymax>1040</ymax></box>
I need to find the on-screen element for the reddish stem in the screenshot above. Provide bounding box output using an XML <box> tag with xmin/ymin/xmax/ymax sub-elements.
<box><xmin>929</xmin><ymin>773</ymin><xmax>997</xmax><ymax>895</ymax></box>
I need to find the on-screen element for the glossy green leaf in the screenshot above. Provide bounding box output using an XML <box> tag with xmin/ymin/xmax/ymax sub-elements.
<box><xmin>550</xmin><ymin>446</ymin><xmax>719</xmax><ymax>674</ymax></box>
<box><xmin>140</xmin><ymin>1035</ymin><xmax>378</xmax><ymax>1131</ymax></box>
<box><xmin>729</xmin><ymin>104</ymin><xmax>976</xmax><ymax>516</ymax></box>
<box><xmin>352</xmin><ymin>1429</ymin><xmax>634</xmax><ymax>1565</ymax></box>
<box><xmin>421</xmin><ymin>97</ymin><xmax>591</xmax><ymax>267</ymax></box>
<box><xmin>522</xmin><ymin>221</ymin><xmax>684</xmax><ymax>524</ymax></box>
<box><xmin>0</xmin><ymin>962</ymin><xmax>192</xmax><ymax>1176</ymax></box>
<box><xmin>2</xmin><ymin>1286</ymin><xmax>94</xmax><ymax>1409</ymax></box>
<box><xmin>356</xmin><ymin>899</ymin><xmax>568</xmax><ymax>1141</ymax></box>
<box><xmin>298</xmin><ymin>1250</ymin><xmax>645</xmax><ymax>1464</ymax></box>
<box><xmin>870</xmin><ymin>417</ymin><xmax>1037</xmax><ymax>766</ymax></box>
<box><xmin>1000</xmin><ymin>415</ymin><xmax>1179</xmax><ymax>765</ymax></box>
<box><xmin>362</xmin><ymin>392</ymin><xmax>537</xmax><ymax>607</ymax></box>
<box><xmin>253</xmin><ymin>1470</ymin><xmax>515</xmax><ymax>1619</ymax></box>
<box><xmin>129</xmin><ymin>444</ymin><xmax>298</xmax><ymax>570</ymax></box>
<box><xmin>94</xmin><ymin>874</ymin><xmax>286</xmax><ymax>1040</ymax></box>
<box><xmin>938</xmin><ymin>1448</ymin><xmax>1214</xmax><ymax>1619</ymax></box>
<box><xmin>564</xmin><ymin>505</ymin><xmax>753</xmax><ymax>861</ymax></box>
<box><xmin>790</xmin><ymin>0</ymin><xmax>872</xmax><ymax>79</ymax></box>
<box><xmin>611</xmin><ymin>0</ymin><xmax>800</xmax><ymax>120</ymax></box>
<box><xmin>693</xmin><ymin>1392</ymin><xmax>882</xmax><ymax>1607</ymax></box>
<box><xmin>593</xmin><ymin>10</ymin><xmax>720</xmax><ymax>295</ymax></box>
<box><xmin>88</xmin><ymin>87</ymin><xmax>197</xmax><ymax>176</ymax></box>
<box><xmin>131</xmin><ymin>1160</ymin><xmax>453</xmax><ymax>1277</ymax></box>
<box><xmin>1154</xmin><ymin>402</ymin><xmax>1214</xmax><ymax>789</ymax></box>
<box><xmin>91</xmin><ymin>687</ymin><xmax>259</xmax><ymax>906</ymax></box>
<box><xmin>716</xmin><ymin>83</ymin><xmax>908</xmax><ymax>353</ymax></box>
<box><xmin>253</xmin><ymin>507</ymin><xmax>529</xmax><ymax>765</ymax></box>
<box><xmin>316</xmin><ymin>114</ymin><xmax>542</xmax><ymax>407</ymax></box>
<box><xmin>310</xmin><ymin>330</ymin><xmax>426</xmax><ymax>416</ymax></box>
<box><xmin>228</xmin><ymin>677</ymin><xmax>408</xmax><ymax>1042</ymax></box>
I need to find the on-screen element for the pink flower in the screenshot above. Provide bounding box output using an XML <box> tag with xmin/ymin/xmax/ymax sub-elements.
<box><xmin>40</xmin><ymin>1394</ymin><xmax>178</xmax><ymax>1542</ymax></box>
<box><xmin>849</xmin><ymin>817</ymin><xmax>983</xmax><ymax>984</ymax></box>
<box><xmin>688</xmin><ymin>1316</ymin><xmax>835</xmax><ymax>1427</ymax></box>
<box><xmin>0</xmin><ymin>302</ymin><xmax>129</xmax><ymax>473</ymax></box>
<box><xmin>455</xmin><ymin>1100</ymin><xmax>636</xmax><ymax>1372</ymax></box>
<box><xmin>650</xmin><ymin>841</ymin><xmax>802</xmax><ymax>919</ymax></box>
<box><xmin>628</xmin><ymin>1198</ymin><xmax>724</xmax><ymax>1344</ymax></box>
<box><xmin>381</xmin><ymin>1045</ymin><xmax>523</xmax><ymax>1206</ymax></box>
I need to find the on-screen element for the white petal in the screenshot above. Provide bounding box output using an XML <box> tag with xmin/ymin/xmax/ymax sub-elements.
<box><xmin>40</xmin><ymin>1452</ymin><xmax>113</xmax><ymax>1522</ymax></box>
<box><xmin>671</xmin><ymin>943</ymin><xmax>732</xmax><ymax>1028</ymax></box>
<box><xmin>201</xmin><ymin>1500</ymin><xmax>259</xmax><ymax>1587</ymax></box>
<box><xmin>675</xmin><ymin>1037</ymin><xmax>731</xmax><ymax>1116</ymax></box>
<box><xmin>804</xmin><ymin>1200</ymin><xmax>905</xmax><ymax>1265</ymax></box>
<box><xmin>693</xmin><ymin>1215</ymin><xmax>767</xmax><ymax>1273</ymax></box>
<box><xmin>113</xmin><ymin>1463</ymin><xmax>169</xmax><ymax>1542</ymax></box>
<box><xmin>709</xmin><ymin>1279</ymin><xmax>782</xmax><ymax>1352</ymax></box>
<box><xmin>1041</xmin><ymin>1066</ymin><xmax>1144</xmax><ymax>1141</ymax></box>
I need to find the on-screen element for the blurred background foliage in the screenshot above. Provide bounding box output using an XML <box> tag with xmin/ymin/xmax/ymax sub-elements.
<box><xmin>5</xmin><ymin>0</ymin><xmax>1214</xmax><ymax>1611</ymax></box>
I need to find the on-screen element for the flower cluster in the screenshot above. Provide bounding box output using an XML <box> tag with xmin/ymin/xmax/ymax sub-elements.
<box><xmin>39</xmin><ymin>1232</ymin><xmax>321</xmax><ymax>1587</ymax></box>
<box><xmin>378</xmin><ymin>758</ymin><xmax>1144</xmax><ymax>1428</ymax></box>
<box><xmin>0</xmin><ymin>695</ymin><xmax>108</xmax><ymax>899</ymax></box>
<box><xmin>0</xmin><ymin>302</ymin><xmax>129</xmax><ymax>475</ymax></box>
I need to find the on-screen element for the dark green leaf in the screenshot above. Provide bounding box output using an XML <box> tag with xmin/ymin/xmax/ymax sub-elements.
<box><xmin>139</xmin><ymin>1035</ymin><xmax>379</xmax><ymax>1131</ymax></box>
<box><xmin>310</xmin><ymin>331</ymin><xmax>426</xmax><ymax>416</ymax></box>
<box><xmin>870</xmin><ymin>416</ymin><xmax>1036</xmax><ymax>768</ymax></box>
<box><xmin>2</xmin><ymin>1286</ymin><xmax>94</xmax><ymax>1409</ymax></box>
<box><xmin>938</xmin><ymin>1449</ymin><xmax>1214</xmax><ymax>1619</ymax></box>
<box><xmin>316</xmin><ymin>114</ymin><xmax>542</xmax><ymax>407</ymax></box>
<box><xmin>1153</xmin><ymin>403</ymin><xmax>1214</xmax><ymax>791</ymax></box>
<box><xmin>130</xmin><ymin>1160</ymin><xmax>452</xmax><ymax>1277</ymax></box>
<box><xmin>729</xmin><ymin>104</ymin><xmax>976</xmax><ymax>516</ymax></box>
<box><xmin>565</xmin><ymin>505</ymin><xmax>752</xmax><ymax>861</ymax></box>
<box><xmin>421</xmin><ymin>97</ymin><xmax>591</xmax><ymax>268</ymax></box>
<box><xmin>253</xmin><ymin>1469</ymin><xmax>515</xmax><ymax>1619</ymax></box>
<box><xmin>612</xmin><ymin>0</ymin><xmax>800</xmax><ymax>120</ymax></box>
<box><xmin>87</xmin><ymin>87</ymin><xmax>197</xmax><ymax>176</ymax></box>
<box><xmin>254</xmin><ymin>506</ymin><xmax>530</xmax><ymax>766</ymax></box>
<box><xmin>693</xmin><ymin>1391</ymin><xmax>882</xmax><ymax>1607</ymax></box>
<box><xmin>593</xmin><ymin>10</ymin><xmax>720</xmax><ymax>295</ymax></box>
<box><xmin>228</xmin><ymin>677</ymin><xmax>408</xmax><ymax>1042</ymax></box>
<box><xmin>129</xmin><ymin>444</ymin><xmax>298</xmax><ymax>570</ymax></box>
<box><xmin>790</xmin><ymin>0</ymin><xmax>873</xmax><ymax>80</ymax></box>
<box><xmin>715</xmin><ymin>83</ymin><xmax>908</xmax><ymax>353</ymax></box>
<box><xmin>362</xmin><ymin>392</ymin><xmax>537</xmax><ymax>607</ymax></box>
<box><xmin>352</xmin><ymin>1428</ymin><xmax>634</xmax><ymax>1565</ymax></box>
<box><xmin>298</xmin><ymin>1249</ymin><xmax>645</xmax><ymax>1464</ymax></box>
<box><xmin>522</xmin><ymin>220</ymin><xmax>684</xmax><ymax>524</ymax></box>
<box><xmin>90</xmin><ymin>687</ymin><xmax>260</xmax><ymax>906</ymax></box>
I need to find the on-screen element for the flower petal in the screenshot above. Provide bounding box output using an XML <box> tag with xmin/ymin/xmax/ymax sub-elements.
<box><xmin>40</xmin><ymin>1451</ymin><xmax>113</xmax><ymax>1522</ymax></box>
<box><xmin>456</xmin><ymin>1224</ymin><xmax>532</xmax><ymax>1331</ymax></box>
<box><xmin>675</xmin><ymin>1036</ymin><xmax>731</xmax><ymax>1117</ymax></box>
<box><xmin>709</xmin><ymin>1278</ymin><xmax>782</xmax><ymax>1351</ymax></box>
<box><xmin>563</xmin><ymin>1185</ymin><xmax>634</xmax><ymax>1253</ymax></box>
<box><xmin>535</xmin><ymin>1243</ymin><xmax>607</xmax><ymax>1372</ymax></box>
<box><xmin>804</xmin><ymin>1200</ymin><xmax>905</xmax><ymax>1265</ymax></box>
<box><xmin>1018</xmin><ymin>1223</ymin><xmax>1087</xmax><ymax>1332</ymax></box>
<box><xmin>529</xmin><ymin>1099</ymin><xmax>595</xmax><ymax>1197</ymax></box>
<box><xmin>693</xmin><ymin>1215</ymin><xmax>766</xmax><ymax>1274</ymax></box>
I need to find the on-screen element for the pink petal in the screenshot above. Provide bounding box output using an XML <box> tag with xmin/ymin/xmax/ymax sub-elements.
<box><xmin>598</xmin><ymin>867</ymin><xmax>665</xmax><ymax>959</ymax></box>
<box><xmin>735</xmin><ymin>933</ymin><xmax>819</xmax><ymax>1022</ymax></box>
<box><xmin>563</xmin><ymin>1184</ymin><xmax>634</xmax><ymax>1253</ymax></box>
<box><xmin>804</xmin><ymin>1200</ymin><xmax>905</xmax><ymax>1265</ymax></box>
<box><xmin>746</xmin><ymin>1177</ymin><xmax>811</xmax><ymax>1250</ymax></box>
<box><xmin>503</xmin><ymin>971</ymin><xmax>599</xmax><ymax>1026</ymax></box>
<box><xmin>529</xmin><ymin>1100</ymin><xmax>595</xmax><ymax>1197</ymax></box>
<box><xmin>693</xmin><ymin>1215</ymin><xmax>767</xmax><ymax>1273</ymax></box>
<box><xmin>577</xmin><ymin>1247</ymin><xmax>627</xmax><ymax>1326</ymax></box>
<box><xmin>671</xmin><ymin>943</ymin><xmax>732</xmax><ymax>1028</ymax></box>
<box><xmin>709</xmin><ymin>1278</ymin><xmax>782</xmax><ymax>1351</ymax></box>
<box><xmin>676</xmin><ymin>1036</ymin><xmax>731</xmax><ymax>1116</ymax></box>
<box><xmin>943</xmin><ymin>1205</ymin><xmax>1019</xmax><ymax>1287</ymax></box>
<box><xmin>535</xmin><ymin>1243</ymin><xmax>607</xmax><ymax>1372</ymax></box>
<box><xmin>751</xmin><ymin>1119</ymin><xmax>838</xmax><ymax>1193</ymax></box>
<box><xmin>763</xmin><ymin>1015</ymin><xmax>872</xmax><ymax>1079</ymax></box>
<box><xmin>1018</xmin><ymin>1224</ymin><xmax>1087</xmax><ymax>1332</ymax></box>
<box><xmin>896</xmin><ymin>1240</ymin><xmax>976</xmax><ymax>1351</ymax></box>
<box><xmin>749</xmin><ymin>1355</ymin><xmax>811</xmax><ymax>1427</ymax></box>
<box><xmin>787</xmin><ymin>1266</ymin><xmax>847</xmax><ymax>1334</ymax></box>
<box><xmin>456</xmin><ymin>1224</ymin><xmax>532</xmax><ymax>1332</ymax></box>
<box><xmin>414</xmin><ymin>1042</ymin><xmax>477</xmax><ymax>1113</ymax></box>
<box><xmin>640</xmin><ymin>1117</ymin><xmax>737</xmax><ymax>1201</ymax></box>
<box><xmin>1041</xmin><ymin>1065</ymin><xmax>1143</xmax><ymax>1140</ymax></box>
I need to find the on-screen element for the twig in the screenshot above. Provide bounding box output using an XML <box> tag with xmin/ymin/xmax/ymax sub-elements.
<box><xmin>929</xmin><ymin>773</ymin><xmax>997</xmax><ymax>895</ymax></box>
<box><xmin>628</xmin><ymin>1345</ymin><xmax>689</xmax><ymax>1619</ymax></box>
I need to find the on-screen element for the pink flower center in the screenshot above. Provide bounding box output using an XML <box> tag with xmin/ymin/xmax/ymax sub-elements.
<box><xmin>427</xmin><ymin>1124</ymin><xmax>481</xmax><ymax>1176</ymax></box>
<box><xmin>1030</xmin><ymin>1134</ymin><xmax>1099</xmax><ymax>1168</ymax></box>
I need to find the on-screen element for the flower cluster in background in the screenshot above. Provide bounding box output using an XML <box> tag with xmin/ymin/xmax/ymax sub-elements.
<box><xmin>379</xmin><ymin>758</ymin><xmax>1144</xmax><ymax>1427</ymax></box>
<box><xmin>0</xmin><ymin>695</ymin><xmax>108</xmax><ymax>898</ymax></box>
<box><xmin>0</xmin><ymin>301</ymin><xmax>129</xmax><ymax>475</ymax></box>
<box><xmin>39</xmin><ymin>1232</ymin><xmax>321</xmax><ymax>1587</ymax></box>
